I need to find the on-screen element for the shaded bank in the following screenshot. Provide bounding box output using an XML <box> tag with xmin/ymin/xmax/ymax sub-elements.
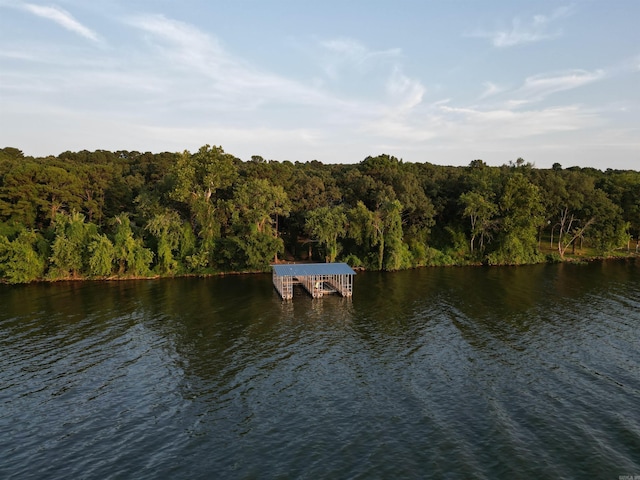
<box><xmin>2</xmin><ymin>254</ymin><xmax>637</xmax><ymax>287</ymax></box>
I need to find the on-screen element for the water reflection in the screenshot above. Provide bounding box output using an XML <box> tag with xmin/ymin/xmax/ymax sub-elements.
<box><xmin>1</xmin><ymin>261</ymin><xmax>639</xmax><ymax>478</ymax></box>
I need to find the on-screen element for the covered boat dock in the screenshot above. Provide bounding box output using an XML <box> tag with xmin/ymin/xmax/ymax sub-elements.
<box><xmin>272</xmin><ymin>263</ymin><xmax>356</xmax><ymax>300</ymax></box>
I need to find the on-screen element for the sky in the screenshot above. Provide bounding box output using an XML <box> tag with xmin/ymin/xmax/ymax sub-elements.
<box><xmin>1</xmin><ymin>0</ymin><xmax>639</xmax><ymax>169</ymax></box>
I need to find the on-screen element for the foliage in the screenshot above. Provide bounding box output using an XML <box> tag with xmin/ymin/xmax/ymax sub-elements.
<box><xmin>459</xmin><ymin>191</ymin><xmax>497</xmax><ymax>255</ymax></box>
<box><xmin>0</xmin><ymin>145</ymin><xmax>636</xmax><ymax>283</ymax></box>
<box><xmin>48</xmin><ymin>211</ymin><xmax>97</xmax><ymax>278</ymax></box>
<box><xmin>111</xmin><ymin>214</ymin><xmax>153</xmax><ymax>276</ymax></box>
<box><xmin>217</xmin><ymin>233</ymin><xmax>283</xmax><ymax>271</ymax></box>
<box><xmin>305</xmin><ymin>206</ymin><xmax>347</xmax><ymax>263</ymax></box>
<box><xmin>0</xmin><ymin>229</ymin><xmax>46</xmax><ymax>283</ymax></box>
<box><xmin>170</xmin><ymin>145</ymin><xmax>238</xmax><ymax>254</ymax></box>
<box><xmin>485</xmin><ymin>173</ymin><xmax>545</xmax><ymax>265</ymax></box>
<box><xmin>145</xmin><ymin>210</ymin><xmax>186</xmax><ymax>274</ymax></box>
<box><xmin>88</xmin><ymin>234</ymin><xmax>115</xmax><ymax>276</ymax></box>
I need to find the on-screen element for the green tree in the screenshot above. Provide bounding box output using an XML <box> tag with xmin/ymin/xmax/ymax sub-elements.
<box><xmin>145</xmin><ymin>210</ymin><xmax>186</xmax><ymax>274</ymax></box>
<box><xmin>583</xmin><ymin>189</ymin><xmax>629</xmax><ymax>255</ymax></box>
<box><xmin>170</xmin><ymin>145</ymin><xmax>238</xmax><ymax>255</ymax></box>
<box><xmin>488</xmin><ymin>173</ymin><xmax>544</xmax><ymax>265</ymax></box>
<box><xmin>346</xmin><ymin>201</ymin><xmax>379</xmax><ymax>266</ymax></box>
<box><xmin>49</xmin><ymin>211</ymin><xmax>97</xmax><ymax>278</ymax></box>
<box><xmin>380</xmin><ymin>199</ymin><xmax>407</xmax><ymax>271</ymax></box>
<box><xmin>226</xmin><ymin>178</ymin><xmax>291</xmax><ymax>265</ymax></box>
<box><xmin>346</xmin><ymin>199</ymin><xmax>407</xmax><ymax>270</ymax></box>
<box><xmin>305</xmin><ymin>206</ymin><xmax>347</xmax><ymax>262</ymax></box>
<box><xmin>552</xmin><ymin>171</ymin><xmax>594</xmax><ymax>258</ymax></box>
<box><xmin>232</xmin><ymin>178</ymin><xmax>291</xmax><ymax>236</ymax></box>
<box><xmin>0</xmin><ymin>230</ymin><xmax>46</xmax><ymax>283</ymax></box>
<box><xmin>598</xmin><ymin>170</ymin><xmax>640</xmax><ymax>247</ymax></box>
<box><xmin>37</xmin><ymin>164</ymin><xmax>85</xmax><ymax>223</ymax></box>
<box><xmin>217</xmin><ymin>233</ymin><xmax>283</xmax><ymax>271</ymax></box>
<box><xmin>77</xmin><ymin>163</ymin><xmax>113</xmax><ymax>225</ymax></box>
<box><xmin>111</xmin><ymin>214</ymin><xmax>153</xmax><ymax>276</ymax></box>
<box><xmin>0</xmin><ymin>160</ymin><xmax>41</xmax><ymax>227</ymax></box>
<box><xmin>538</xmin><ymin>170</ymin><xmax>627</xmax><ymax>258</ymax></box>
<box><xmin>459</xmin><ymin>191</ymin><xmax>497</xmax><ymax>255</ymax></box>
<box><xmin>88</xmin><ymin>234</ymin><xmax>115</xmax><ymax>276</ymax></box>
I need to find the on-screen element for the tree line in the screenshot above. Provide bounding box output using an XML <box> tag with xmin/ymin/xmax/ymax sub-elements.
<box><xmin>0</xmin><ymin>146</ymin><xmax>638</xmax><ymax>284</ymax></box>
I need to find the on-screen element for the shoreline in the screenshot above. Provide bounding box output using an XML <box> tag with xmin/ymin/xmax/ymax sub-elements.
<box><xmin>3</xmin><ymin>253</ymin><xmax>637</xmax><ymax>286</ymax></box>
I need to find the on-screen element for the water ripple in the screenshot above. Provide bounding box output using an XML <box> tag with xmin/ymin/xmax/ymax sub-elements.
<box><xmin>1</xmin><ymin>264</ymin><xmax>639</xmax><ymax>478</ymax></box>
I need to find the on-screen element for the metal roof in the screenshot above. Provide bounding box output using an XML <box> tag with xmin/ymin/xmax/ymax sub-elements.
<box><xmin>272</xmin><ymin>263</ymin><xmax>356</xmax><ymax>277</ymax></box>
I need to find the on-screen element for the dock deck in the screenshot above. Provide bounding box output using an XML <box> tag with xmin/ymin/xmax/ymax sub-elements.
<box><xmin>272</xmin><ymin>263</ymin><xmax>356</xmax><ymax>300</ymax></box>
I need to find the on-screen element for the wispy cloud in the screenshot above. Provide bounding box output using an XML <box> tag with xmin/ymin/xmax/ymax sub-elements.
<box><xmin>4</xmin><ymin>6</ymin><xmax>634</xmax><ymax>169</ymax></box>
<box><xmin>474</xmin><ymin>69</ymin><xmax>606</xmax><ymax>107</ymax></box>
<box><xmin>438</xmin><ymin>104</ymin><xmax>599</xmax><ymax>138</ymax></box>
<box><xmin>320</xmin><ymin>37</ymin><xmax>401</xmax><ymax>78</ymax></box>
<box><xmin>23</xmin><ymin>3</ymin><xmax>101</xmax><ymax>43</ymax></box>
<box><xmin>128</xmin><ymin>14</ymin><xmax>336</xmax><ymax>110</ymax></box>
<box><xmin>471</xmin><ymin>5</ymin><xmax>574</xmax><ymax>47</ymax></box>
<box><xmin>366</xmin><ymin>66</ymin><xmax>600</xmax><ymax>147</ymax></box>
<box><xmin>386</xmin><ymin>66</ymin><xmax>425</xmax><ymax>111</ymax></box>
<box><xmin>320</xmin><ymin>38</ymin><xmax>402</xmax><ymax>60</ymax></box>
<box><xmin>517</xmin><ymin>69</ymin><xmax>606</xmax><ymax>101</ymax></box>
<box><xmin>370</xmin><ymin>101</ymin><xmax>598</xmax><ymax>145</ymax></box>
<box><xmin>479</xmin><ymin>81</ymin><xmax>505</xmax><ymax>99</ymax></box>
<box><xmin>317</xmin><ymin>36</ymin><xmax>425</xmax><ymax>113</ymax></box>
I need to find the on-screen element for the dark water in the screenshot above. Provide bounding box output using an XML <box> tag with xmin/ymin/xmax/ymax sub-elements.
<box><xmin>1</xmin><ymin>261</ymin><xmax>640</xmax><ymax>479</ymax></box>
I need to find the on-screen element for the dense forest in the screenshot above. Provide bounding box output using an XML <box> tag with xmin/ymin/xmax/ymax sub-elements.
<box><xmin>0</xmin><ymin>145</ymin><xmax>638</xmax><ymax>284</ymax></box>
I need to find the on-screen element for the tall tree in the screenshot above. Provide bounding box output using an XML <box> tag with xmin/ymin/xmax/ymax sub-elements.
<box><xmin>231</xmin><ymin>178</ymin><xmax>291</xmax><ymax>236</ymax></box>
<box><xmin>49</xmin><ymin>211</ymin><xmax>97</xmax><ymax>278</ymax></box>
<box><xmin>459</xmin><ymin>191</ymin><xmax>497</xmax><ymax>255</ymax></box>
<box><xmin>225</xmin><ymin>178</ymin><xmax>291</xmax><ymax>265</ymax></box>
<box><xmin>87</xmin><ymin>234</ymin><xmax>116</xmax><ymax>277</ymax></box>
<box><xmin>0</xmin><ymin>229</ymin><xmax>46</xmax><ymax>283</ymax></box>
<box><xmin>170</xmin><ymin>145</ymin><xmax>238</xmax><ymax>262</ymax></box>
<box><xmin>488</xmin><ymin>173</ymin><xmax>544</xmax><ymax>265</ymax></box>
<box><xmin>305</xmin><ymin>206</ymin><xmax>347</xmax><ymax>262</ymax></box>
<box><xmin>379</xmin><ymin>199</ymin><xmax>406</xmax><ymax>271</ymax></box>
<box><xmin>598</xmin><ymin>171</ymin><xmax>640</xmax><ymax>244</ymax></box>
<box><xmin>346</xmin><ymin>201</ymin><xmax>379</xmax><ymax>266</ymax></box>
<box><xmin>111</xmin><ymin>214</ymin><xmax>153</xmax><ymax>276</ymax></box>
<box><xmin>346</xmin><ymin>199</ymin><xmax>406</xmax><ymax>270</ymax></box>
<box><xmin>0</xmin><ymin>160</ymin><xmax>41</xmax><ymax>227</ymax></box>
<box><xmin>145</xmin><ymin>210</ymin><xmax>186</xmax><ymax>274</ymax></box>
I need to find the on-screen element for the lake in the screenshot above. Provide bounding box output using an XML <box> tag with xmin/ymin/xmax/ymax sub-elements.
<box><xmin>1</xmin><ymin>260</ymin><xmax>639</xmax><ymax>479</ymax></box>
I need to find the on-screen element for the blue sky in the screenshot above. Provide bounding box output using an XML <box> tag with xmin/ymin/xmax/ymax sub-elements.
<box><xmin>1</xmin><ymin>0</ymin><xmax>638</xmax><ymax>169</ymax></box>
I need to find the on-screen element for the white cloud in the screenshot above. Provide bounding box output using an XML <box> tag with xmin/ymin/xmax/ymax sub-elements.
<box><xmin>318</xmin><ymin>37</ymin><xmax>402</xmax><ymax>82</ymax></box>
<box><xmin>23</xmin><ymin>3</ymin><xmax>101</xmax><ymax>43</ymax></box>
<box><xmin>472</xmin><ymin>5</ymin><xmax>573</xmax><ymax>48</ymax></box>
<box><xmin>128</xmin><ymin>15</ymin><xmax>336</xmax><ymax>110</ymax></box>
<box><xmin>517</xmin><ymin>69</ymin><xmax>606</xmax><ymax>101</ymax></box>
<box><xmin>316</xmin><ymin>36</ymin><xmax>426</xmax><ymax>113</ymax></box>
<box><xmin>0</xmin><ymin>49</ymin><xmax>37</xmax><ymax>61</ymax></box>
<box><xmin>476</xmin><ymin>69</ymin><xmax>607</xmax><ymax>107</ymax></box>
<box><xmin>491</xmin><ymin>23</ymin><xmax>557</xmax><ymax>47</ymax></box>
<box><xmin>320</xmin><ymin>38</ymin><xmax>401</xmax><ymax>64</ymax></box>
<box><xmin>359</xmin><ymin>99</ymin><xmax>602</xmax><ymax>155</ymax></box>
<box><xmin>4</xmin><ymin>6</ymin><xmax>634</xmax><ymax>169</ymax></box>
<box><xmin>141</xmin><ymin>125</ymin><xmax>324</xmax><ymax>154</ymax></box>
<box><xmin>438</xmin><ymin>104</ymin><xmax>600</xmax><ymax>139</ymax></box>
<box><xmin>479</xmin><ymin>81</ymin><xmax>505</xmax><ymax>99</ymax></box>
<box><xmin>363</xmin><ymin>117</ymin><xmax>439</xmax><ymax>143</ymax></box>
<box><xmin>386</xmin><ymin>66</ymin><xmax>425</xmax><ymax>111</ymax></box>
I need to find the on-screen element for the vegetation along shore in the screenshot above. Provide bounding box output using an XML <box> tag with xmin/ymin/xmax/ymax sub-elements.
<box><xmin>0</xmin><ymin>146</ymin><xmax>638</xmax><ymax>284</ymax></box>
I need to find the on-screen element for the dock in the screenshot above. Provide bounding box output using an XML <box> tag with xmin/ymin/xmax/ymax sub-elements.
<box><xmin>272</xmin><ymin>263</ymin><xmax>356</xmax><ymax>300</ymax></box>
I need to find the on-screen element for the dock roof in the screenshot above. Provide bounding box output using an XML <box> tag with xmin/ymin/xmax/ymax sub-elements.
<box><xmin>272</xmin><ymin>263</ymin><xmax>356</xmax><ymax>277</ymax></box>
